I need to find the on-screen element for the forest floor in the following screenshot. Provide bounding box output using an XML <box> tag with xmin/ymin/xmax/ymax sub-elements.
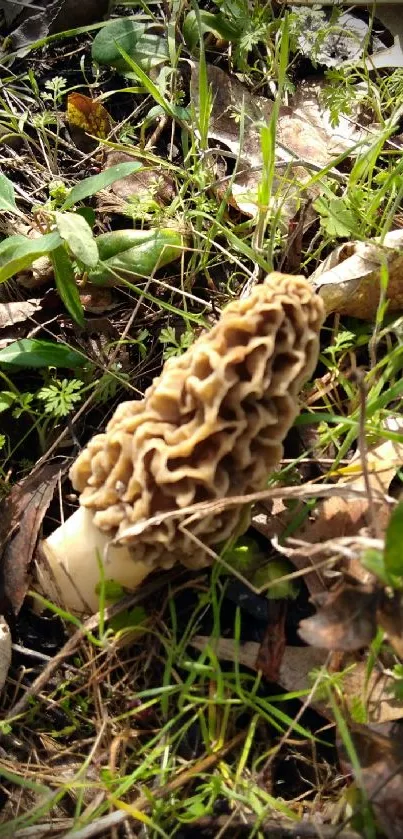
<box><xmin>1</xmin><ymin>2</ymin><xmax>403</xmax><ymax>838</ymax></box>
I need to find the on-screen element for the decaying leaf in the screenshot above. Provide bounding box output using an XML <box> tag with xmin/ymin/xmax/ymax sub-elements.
<box><xmin>191</xmin><ymin>636</ymin><xmax>403</xmax><ymax>724</ymax></box>
<box><xmin>312</xmin><ymin>229</ymin><xmax>403</xmax><ymax>319</ymax></box>
<box><xmin>287</xmin><ymin>1</ymin><xmax>403</xmax><ymax>69</ymax></box>
<box><xmin>292</xmin><ymin>8</ymin><xmax>372</xmax><ymax>67</ymax></box>
<box><xmin>79</xmin><ymin>285</ymin><xmax>116</xmax><ymax>313</ymax></box>
<box><xmin>255</xmin><ymin>600</ymin><xmax>287</xmax><ymax>681</ymax></box>
<box><xmin>363</xmin><ymin>3</ymin><xmax>403</xmax><ymax>69</ymax></box>
<box><xmin>298</xmin><ymin>584</ymin><xmax>379</xmax><ymax>651</ymax></box>
<box><xmin>191</xmin><ymin>64</ymin><xmax>363</xmax><ymax>222</ymax></box>
<box><xmin>0</xmin><ymin>616</ymin><xmax>11</xmax><ymax>694</ymax></box>
<box><xmin>98</xmin><ymin>151</ymin><xmax>175</xmax><ymax>213</ymax></box>
<box><xmin>0</xmin><ymin>299</ymin><xmax>41</xmax><ymax>328</ymax></box>
<box><xmin>5</xmin><ymin>0</ymin><xmax>109</xmax><ymax>51</ymax></box>
<box><xmin>288</xmin><ymin>423</ymin><xmax>403</xmax><ymax>593</ymax></box>
<box><xmin>0</xmin><ymin>462</ymin><xmax>63</xmax><ymax>614</ymax></box>
<box><xmin>339</xmin><ymin>726</ymin><xmax>403</xmax><ymax>838</ymax></box>
<box><xmin>67</xmin><ymin>93</ymin><xmax>112</xmax><ymax>140</ymax></box>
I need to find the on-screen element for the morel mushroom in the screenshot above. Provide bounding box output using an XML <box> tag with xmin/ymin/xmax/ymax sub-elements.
<box><xmin>39</xmin><ymin>274</ymin><xmax>324</xmax><ymax>613</ymax></box>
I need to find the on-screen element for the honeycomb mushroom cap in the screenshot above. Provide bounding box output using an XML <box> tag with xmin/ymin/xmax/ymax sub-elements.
<box><xmin>70</xmin><ymin>274</ymin><xmax>324</xmax><ymax>570</ymax></box>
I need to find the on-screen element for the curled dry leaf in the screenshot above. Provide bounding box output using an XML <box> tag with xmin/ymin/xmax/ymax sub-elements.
<box><xmin>79</xmin><ymin>286</ymin><xmax>116</xmax><ymax>314</ymax></box>
<box><xmin>298</xmin><ymin>584</ymin><xmax>379</xmax><ymax>651</ymax></box>
<box><xmin>255</xmin><ymin>600</ymin><xmax>287</xmax><ymax>681</ymax></box>
<box><xmin>0</xmin><ymin>616</ymin><xmax>11</xmax><ymax>694</ymax></box>
<box><xmin>0</xmin><ymin>463</ymin><xmax>63</xmax><ymax>614</ymax></box>
<box><xmin>311</xmin><ymin>229</ymin><xmax>403</xmax><ymax>319</ymax></box>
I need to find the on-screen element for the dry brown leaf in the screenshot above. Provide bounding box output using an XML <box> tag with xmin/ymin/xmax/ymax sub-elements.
<box><xmin>0</xmin><ymin>299</ymin><xmax>41</xmax><ymax>328</ymax></box>
<box><xmin>311</xmin><ymin>229</ymin><xmax>403</xmax><ymax>319</ymax></box>
<box><xmin>289</xmin><ymin>423</ymin><xmax>403</xmax><ymax>594</ymax></box>
<box><xmin>298</xmin><ymin>584</ymin><xmax>379</xmax><ymax>651</ymax></box>
<box><xmin>79</xmin><ymin>285</ymin><xmax>116</xmax><ymax>313</ymax></box>
<box><xmin>0</xmin><ymin>462</ymin><xmax>63</xmax><ymax>614</ymax></box>
<box><xmin>8</xmin><ymin>0</ymin><xmax>109</xmax><ymax>51</ymax></box>
<box><xmin>98</xmin><ymin>151</ymin><xmax>175</xmax><ymax>211</ymax></box>
<box><xmin>191</xmin><ymin>635</ymin><xmax>403</xmax><ymax>724</ymax></box>
<box><xmin>190</xmin><ymin>64</ymin><xmax>364</xmax><ymax>222</ymax></box>
<box><xmin>255</xmin><ymin>601</ymin><xmax>287</xmax><ymax>681</ymax></box>
<box><xmin>339</xmin><ymin>726</ymin><xmax>403</xmax><ymax>838</ymax></box>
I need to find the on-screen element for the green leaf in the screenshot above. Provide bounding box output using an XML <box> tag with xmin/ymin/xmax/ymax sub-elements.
<box><xmin>51</xmin><ymin>246</ymin><xmax>85</xmax><ymax>327</ymax></box>
<box><xmin>55</xmin><ymin>211</ymin><xmax>98</xmax><ymax>267</ymax></box>
<box><xmin>92</xmin><ymin>18</ymin><xmax>146</xmax><ymax>68</ymax></box>
<box><xmin>361</xmin><ymin>548</ymin><xmax>391</xmax><ymax>585</ymax></box>
<box><xmin>183</xmin><ymin>10</ymin><xmax>240</xmax><ymax>52</ymax></box>
<box><xmin>221</xmin><ymin>535</ymin><xmax>262</xmax><ymax>576</ymax></box>
<box><xmin>384</xmin><ymin>501</ymin><xmax>403</xmax><ymax>577</ymax></box>
<box><xmin>252</xmin><ymin>560</ymin><xmax>299</xmax><ymax>600</ymax></box>
<box><xmin>0</xmin><ymin>231</ymin><xmax>62</xmax><ymax>283</ymax></box>
<box><xmin>0</xmin><ymin>391</ymin><xmax>17</xmax><ymax>413</ymax></box>
<box><xmin>0</xmin><ymin>173</ymin><xmax>22</xmax><ymax>216</ymax></box>
<box><xmin>110</xmin><ymin>605</ymin><xmax>147</xmax><ymax>632</ymax></box>
<box><xmin>314</xmin><ymin>196</ymin><xmax>361</xmax><ymax>238</ymax></box>
<box><xmin>88</xmin><ymin>227</ymin><xmax>183</xmax><ymax>285</ymax></box>
<box><xmin>95</xmin><ymin>228</ymin><xmax>164</xmax><ymax>260</ymax></box>
<box><xmin>128</xmin><ymin>31</ymin><xmax>168</xmax><ymax>71</ymax></box>
<box><xmin>91</xmin><ymin>18</ymin><xmax>167</xmax><ymax>73</ymax></box>
<box><xmin>0</xmin><ymin>339</ymin><xmax>85</xmax><ymax>369</ymax></box>
<box><xmin>75</xmin><ymin>206</ymin><xmax>96</xmax><ymax>227</ymax></box>
<box><xmin>60</xmin><ymin>162</ymin><xmax>143</xmax><ymax>210</ymax></box>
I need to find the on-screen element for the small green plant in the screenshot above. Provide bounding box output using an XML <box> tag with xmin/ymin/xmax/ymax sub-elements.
<box><xmin>41</xmin><ymin>76</ymin><xmax>67</xmax><ymax>107</ymax></box>
<box><xmin>36</xmin><ymin>378</ymin><xmax>84</xmax><ymax>418</ymax></box>
<box><xmin>0</xmin><ymin>162</ymin><xmax>183</xmax><ymax>326</ymax></box>
<box><xmin>159</xmin><ymin>325</ymin><xmax>195</xmax><ymax>359</ymax></box>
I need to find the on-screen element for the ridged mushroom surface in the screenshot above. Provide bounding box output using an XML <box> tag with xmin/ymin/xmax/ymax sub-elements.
<box><xmin>70</xmin><ymin>274</ymin><xmax>324</xmax><ymax>569</ymax></box>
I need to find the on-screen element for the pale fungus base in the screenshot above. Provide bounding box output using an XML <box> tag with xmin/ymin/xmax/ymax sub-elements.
<box><xmin>39</xmin><ymin>507</ymin><xmax>153</xmax><ymax>613</ymax></box>
<box><xmin>40</xmin><ymin>274</ymin><xmax>324</xmax><ymax>614</ymax></box>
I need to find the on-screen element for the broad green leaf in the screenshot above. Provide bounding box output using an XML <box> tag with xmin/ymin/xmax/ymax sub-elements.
<box><xmin>51</xmin><ymin>246</ymin><xmax>85</xmax><ymax>327</ymax></box>
<box><xmin>0</xmin><ymin>173</ymin><xmax>22</xmax><ymax>216</ymax></box>
<box><xmin>384</xmin><ymin>501</ymin><xmax>403</xmax><ymax>577</ymax></box>
<box><xmin>60</xmin><ymin>161</ymin><xmax>143</xmax><ymax>210</ymax></box>
<box><xmin>88</xmin><ymin>227</ymin><xmax>184</xmax><ymax>285</ymax></box>
<box><xmin>128</xmin><ymin>31</ymin><xmax>168</xmax><ymax>71</ymax></box>
<box><xmin>0</xmin><ymin>231</ymin><xmax>62</xmax><ymax>283</ymax></box>
<box><xmin>55</xmin><ymin>212</ymin><xmax>98</xmax><ymax>267</ymax></box>
<box><xmin>91</xmin><ymin>18</ymin><xmax>168</xmax><ymax>73</ymax></box>
<box><xmin>92</xmin><ymin>18</ymin><xmax>146</xmax><ymax>68</ymax></box>
<box><xmin>0</xmin><ymin>339</ymin><xmax>85</xmax><ymax>369</ymax></box>
<box><xmin>95</xmin><ymin>228</ymin><xmax>167</xmax><ymax>260</ymax></box>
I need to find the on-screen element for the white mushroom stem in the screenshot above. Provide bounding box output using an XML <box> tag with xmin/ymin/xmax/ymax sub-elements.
<box><xmin>38</xmin><ymin>507</ymin><xmax>152</xmax><ymax>615</ymax></box>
